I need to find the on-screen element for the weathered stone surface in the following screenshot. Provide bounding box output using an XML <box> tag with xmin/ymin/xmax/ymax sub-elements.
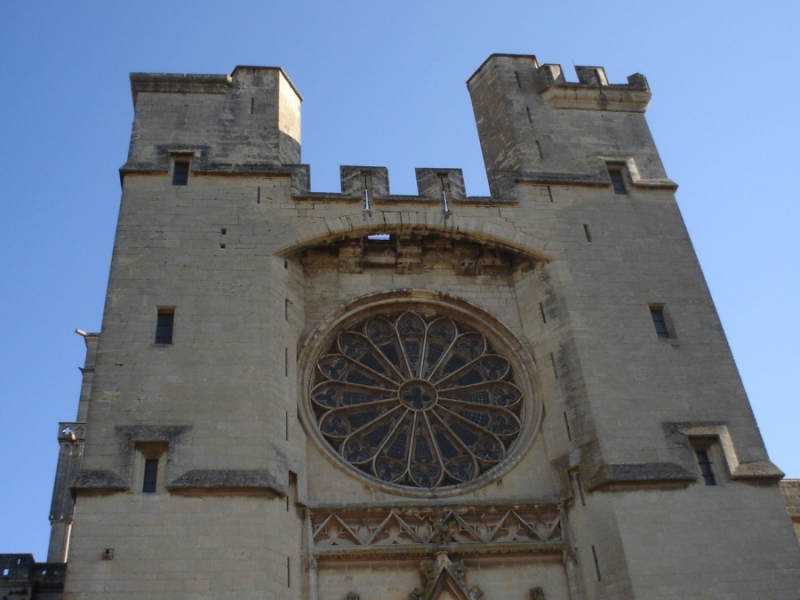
<box><xmin>168</xmin><ymin>469</ymin><xmax>285</xmax><ymax>495</ymax></box>
<box><xmin>70</xmin><ymin>470</ymin><xmax>128</xmax><ymax>490</ymax></box>
<box><xmin>32</xmin><ymin>53</ymin><xmax>800</xmax><ymax>600</ymax></box>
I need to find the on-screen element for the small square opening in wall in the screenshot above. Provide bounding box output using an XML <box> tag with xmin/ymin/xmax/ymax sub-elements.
<box><xmin>366</xmin><ymin>233</ymin><xmax>391</xmax><ymax>242</ymax></box>
<box><xmin>172</xmin><ymin>160</ymin><xmax>190</xmax><ymax>186</ymax></box>
<box><xmin>607</xmin><ymin>164</ymin><xmax>627</xmax><ymax>195</ymax></box>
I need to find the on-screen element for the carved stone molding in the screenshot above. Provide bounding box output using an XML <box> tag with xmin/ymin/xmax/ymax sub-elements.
<box><xmin>310</xmin><ymin>502</ymin><xmax>563</xmax><ymax>559</ymax></box>
<box><xmin>409</xmin><ymin>552</ymin><xmax>483</xmax><ymax>600</ymax></box>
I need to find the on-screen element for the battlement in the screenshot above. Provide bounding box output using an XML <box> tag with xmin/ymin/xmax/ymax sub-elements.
<box><xmin>120</xmin><ymin>57</ymin><xmax>673</xmax><ymax>200</ymax></box>
<box><xmin>468</xmin><ymin>54</ymin><xmax>650</xmax><ymax>111</ymax></box>
<box><xmin>0</xmin><ymin>555</ymin><xmax>65</xmax><ymax>596</ymax></box>
<box><xmin>261</xmin><ymin>164</ymin><xmax>496</xmax><ymax>208</ymax></box>
<box><xmin>537</xmin><ymin>64</ymin><xmax>650</xmax><ymax>112</ymax></box>
<box><xmin>467</xmin><ymin>53</ymin><xmax>667</xmax><ymax>197</ymax></box>
<box><xmin>124</xmin><ymin>65</ymin><xmax>301</xmax><ymax>176</ymax></box>
<box><xmin>129</xmin><ymin>65</ymin><xmax>301</xmax><ymax>107</ymax></box>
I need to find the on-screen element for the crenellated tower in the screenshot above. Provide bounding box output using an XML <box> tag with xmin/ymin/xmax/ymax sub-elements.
<box><xmin>467</xmin><ymin>54</ymin><xmax>673</xmax><ymax>197</ymax></box>
<box><xmin>36</xmin><ymin>54</ymin><xmax>800</xmax><ymax>600</ymax></box>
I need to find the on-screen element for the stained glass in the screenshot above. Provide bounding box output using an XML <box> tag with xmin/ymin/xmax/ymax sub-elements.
<box><xmin>310</xmin><ymin>310</ymin><xmax>524</xmax><ymax>489</ymax></box>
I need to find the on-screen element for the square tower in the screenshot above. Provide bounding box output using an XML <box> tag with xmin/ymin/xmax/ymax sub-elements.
<box><xmin>42</xmin><ymin>54</ymin><xmax>800</xmax><ymax>600</ymax></box>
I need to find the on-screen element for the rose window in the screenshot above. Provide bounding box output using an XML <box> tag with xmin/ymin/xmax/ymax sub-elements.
<box><xmin>309</xmin><ymin>310</ymin><xmax>524</xmax><ymax>489</ymax></box>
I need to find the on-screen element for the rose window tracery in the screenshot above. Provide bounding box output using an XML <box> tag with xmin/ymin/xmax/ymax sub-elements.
<box><xmin>309</xmin><ymin>310</ymin><xmax>524</xmax><ymax>489</ymax></box>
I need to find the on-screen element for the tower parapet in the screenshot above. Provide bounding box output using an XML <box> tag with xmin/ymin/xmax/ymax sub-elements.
<box><xmin>122</xmin><ymin>66</ymin><xmax>301</xmax><ymax>179</ymax></box>
<box><xmin>467</xmin><ymin>53</ymin><xmax>674</xmax><ymax>197</ymax></box>
<box><xmin>537</xmin><ymin>64</ymin><xmax>650</xmax><ymax>111</ymax></box>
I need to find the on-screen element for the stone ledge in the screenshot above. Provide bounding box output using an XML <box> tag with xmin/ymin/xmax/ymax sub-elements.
<box><xmin>516</xmin><ymin>173</ymin><xmax>608</xmax><ymax>187</ymax></box>
<box><xmin>71</xmin><ymin>469</ymin><xmax>129</xmax><ymax>492</ymax></box>
<box><xmin>130</xmin><ymin>72</ymin><xmax>232</xmax><ymax>106</ymax></box>
<box><xmin>516</xmin><ymin>173</ymin><xmax>677</xmax><ymax>190</ymax></box>
<box><xmin>314</xmin><ymin>541</ymin><xmax>566</xmax><ymax>561</ymax></box>
<box><xmin>115</xmin><ymin>424</ymin><xmax>190</xmax><ymax>442</ymax></box>
<box><xmin>730</xmin><ymin>460</ymin><xmax>785</xmax><ymax>482</ymax></box>
<box><xmin>167</xmin><ymin>469</ymin><xmax>285</xmax><ymax>496</ymax></box>
<box><xmin>631</xmin><ymin>178</ymin><xmax>679</xmax><ymax>191</ymax></box>
<box><xmin>119</xmin><ymin>162</ymin><xmax>294</xmax><ymax>176</ymax></box>
<box><xmin>584</xmin><ymin>462</ymin><xmax>695</xmax><ymax>491</ymax></box>
<box><xmin>539</xmin><ymin>83</ymin><xmax>651</xmax><ymax>113</ymax></box>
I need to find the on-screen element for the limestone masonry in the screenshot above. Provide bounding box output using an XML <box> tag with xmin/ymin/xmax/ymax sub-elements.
<box><xmin>3</xmin><ymin>53</ymin><xmax>799</xmax><ymax>599</ymax></box>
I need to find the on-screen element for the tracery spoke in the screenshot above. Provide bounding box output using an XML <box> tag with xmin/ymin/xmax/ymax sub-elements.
<box><xmin>429</xmin><ymin>332</ymin><xmax>486</xmax><ymax>384</ymax></box>
<box><xmin>374</xmin><ymin>410</ymin><xmax>414</xmax><ymax>477</ymax></box>
<box><xmin>437</xmin><ymin>398</ymin><xmax>521</xmax><ymax>439</ymax></box>
<box><xmin>437</xmin><ymin>381</ymin><xmax>523</xmax><ymax>409</ymax></box>
<box><xmin>435</xmin><ymin>405</ymin><xmax>507</xmax><ymax>464</ymax></box>
<box><xmin>428</xmin><ymin>411</ymin><xmax>480</xmax><ymax>482</ymax></box>
<box><xmin>365</xmin><ymin>316</ymin><xmax>412</xmax><ymax>379</ymax></box>
<box><xmin>317</xmin><ymin>354</ymin><xmax>398</xmax><ymax>388</ymax></box>
<box><xmin>318</xmin><ymin>398</ymin><xmax>399</xmax><ymax>438</ymax></box>
<box><xmin>396</xmin><ymin>311</ymin><xmax>426</xmax><ymax>378</ymax></box>
<box><xmin>436</xmin><ymin>354</ymin><xmax>510</xmax><ymax>389</ymax></box>
<box><xmin>341</xmin><ymin>406</ymin><xmax>406</xmax><ymax>465</ymax></box>
<box><xmin>337</xmin><ymin>331</ymin><xmax>405</xmax><ymax>383</ymax></box>
<box><xmin>310</xmin><ymin>381</ymin><xmax>397</xmax><ymax>409</ymax></box>
<box><xmin>421</xmin><ymin>317</ymin><xmax>457</xmax><ymax>380</ymax></box>
<box><xmin>408</xmin><ymin>413</ymin><xmax>444</xmax><ymax>488</ymax></box>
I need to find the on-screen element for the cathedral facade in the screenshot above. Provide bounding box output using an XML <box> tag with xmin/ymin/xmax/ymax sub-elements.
<box><xmin>5</xmin><ymin>53</ymin><xmax>800</xmax><ymax>599</ymax></box>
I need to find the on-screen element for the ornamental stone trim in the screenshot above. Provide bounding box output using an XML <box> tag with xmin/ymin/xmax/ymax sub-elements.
<box><xmin>309</xmin><ymin>502</ymin><xmax>563</xmax><ymax>559</ymax></box>
<box><xmin>299</xmin><ymin>291</ymin><xmax>543</xmax><ymax>499</ymax></box>
<box><xmin>309</xmin><ymin>309</ymin><xmax>528</xmax><ymax>491</ymax></box>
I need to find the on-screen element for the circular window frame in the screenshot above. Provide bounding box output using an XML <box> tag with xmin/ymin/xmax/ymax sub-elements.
<box><xmin>298</xmin><ymin>290</ymin><xmax>542</xmax><ymax>498</ymax></box>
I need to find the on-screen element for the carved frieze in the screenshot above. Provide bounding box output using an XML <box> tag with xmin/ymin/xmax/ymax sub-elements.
<box><xmin>310</xmin><ymin>502</ymin><xmax>563</xmax><ymax>558</ymax></box>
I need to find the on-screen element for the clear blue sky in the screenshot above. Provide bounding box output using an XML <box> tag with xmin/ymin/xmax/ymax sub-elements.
<box><xmin>1</xmin><ymin>1</ymin><xmax>798</xmax><ymax>558</ymax></box>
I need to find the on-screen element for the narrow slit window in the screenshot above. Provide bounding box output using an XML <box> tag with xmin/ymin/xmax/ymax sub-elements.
<box><xmin>142</xmin><ymin>459</ymin><xmax>159</xmax><ymax>493</ymax></box>
<box><xmin>690</xmin><ymin>437</ymin><xmax>720</xmax><ymax>487</ymax></box>
<box><xmin>591</xmin><ymin>545</ymin><xmax>602</xmax><ymax>580</ymax></box>
<box><xmin>649</xmin><ymin>305</ymin><xmax>670</xmax><ymax>339</ymax></box>
<box><xmin>570</xmin><ymin>470</ymin><xmax>585</xmax><ymax>506</ymax></box>
<box><xmin>155</xmin><ymin>308</ymin><xmax>175</xmax><ymax>344</ymax></box>
<box><xmin>607</xmin><ymin>165</ymin><xmax>627</xmax><ymax>195</ymax></box>
<box><xmin>695</xmin><ymin>449</ymin><xmax>716</xmax><ymax>486</ymax></box>
<box><xmin>550</xmin><ymin>352</ymin><xmax>559</xmax><ymax>379</ymax></box>
<box><xmin>172</xmin><ymin>160</ymin><xmax>190</xmax><ymax>186</ymax></box>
